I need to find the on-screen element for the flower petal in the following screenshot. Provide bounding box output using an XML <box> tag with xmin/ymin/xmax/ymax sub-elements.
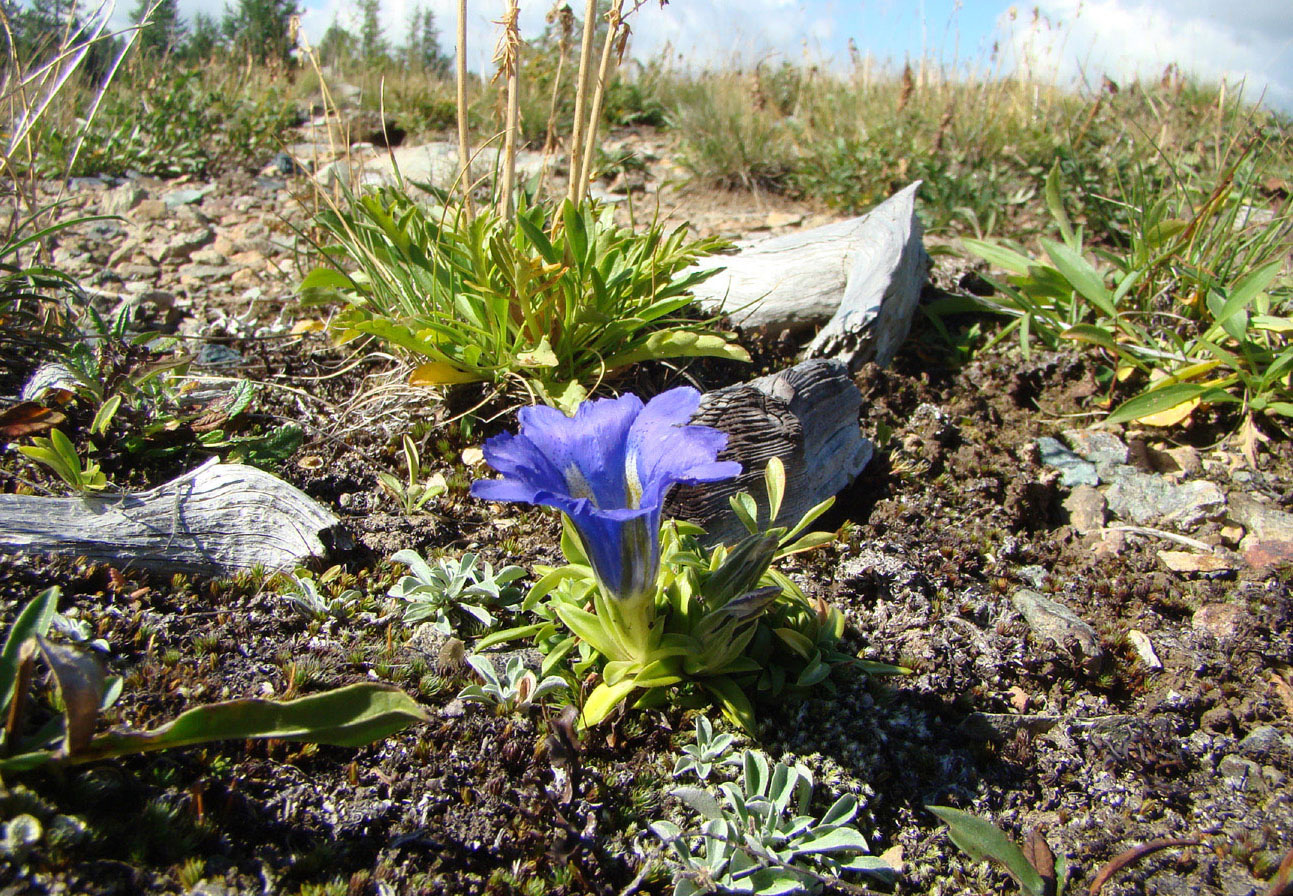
<box><xmin>514</xmin><ymin>396</ymin><xmax>642</xmax><ymax>508</ymax></box>
<box><xmin>628</xmin><ymin>387</ymin><xmax>741</xmax><ymax>509</ymax></box>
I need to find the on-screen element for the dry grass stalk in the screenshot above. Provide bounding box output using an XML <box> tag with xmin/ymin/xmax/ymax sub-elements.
<box><xmin>494</xmin><ymin>0</ymin><xmax>522</xmax><ymax>217</ymax></box>
<box><xmin>456</xmin><ymin>0</ymin><xmax>473</xmax><ymax>216</ymax></box>
<box><xmin>573</xmin><ymin>0</ymin><xmax>631</xmax><ymax>203</ymax></box>
<box><xmin>566</xmin><ymin>0</ymin><xmax>599</xmax><ymax>205</ymax></box>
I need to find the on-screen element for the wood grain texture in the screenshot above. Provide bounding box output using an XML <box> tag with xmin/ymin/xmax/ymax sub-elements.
<box><xmin>687</xmin><ymin>181</ymin><xmax>928</xmax><ymax>338</ymax></box>
<box><xmin>668</xmin><ymin>359</ymin><xmax>873</xmax><ymax>545</ymax></box>
<box><xmin>0</xmin><ymin>458</ymin><xmax>340</xmax><ymax>574</ymax></box>
<box><xmin>807</xmin><ymin>181</ymin><xmax>929</xmax><ymax>368</ymax></box>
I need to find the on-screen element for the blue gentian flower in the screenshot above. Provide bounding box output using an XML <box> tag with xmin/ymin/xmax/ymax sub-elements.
<box><xmin>471</xmin><ymin>388</ymin><xmax>741</xmax><ymax>604</ymax></box>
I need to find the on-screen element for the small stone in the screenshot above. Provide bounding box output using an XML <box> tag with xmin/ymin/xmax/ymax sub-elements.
<box><xmin>164</xmin><ymin>185</ymin><xmax>215</xmax><ymax>207</ymax></box>
<box><xmin>1013</xmin><ymin>588</ymin><xmax>1107</xmax><ymax>671</ymax></box>
<box><xmin>190</xmin><ymin>248</ymin><xmax>227</xmax><ymax>266</ymax></box>
<box><xmin>1219</xmin><ymin>524</ymin><xmax>1245</xmax><ymax>546</ymax></box>
<box><xmin>161</xmin><ymin>228</ymin><xmax>215</xmax><ymax>262</ymax></box>
<box><xmin>958</xmin><ymin>712</ymin><xmax>1059</xmax><ymax>743</ymax></box>
<box><xmin>1063</xmin><ymin>484</ymin><xmax>1107</xmax><ymax>533</ymax></box>
<box><xmin>1217</xmin><ymin>754</ymin><xmax>1264</xmax><ymax>792</ymax></box>
<box><xmin>1104</xmin><ymin>470</ymin><xmax>1226</xmax><ymax>528</ymax></box>
<box><xmin>1166</xmin><ymin>445</ymin><xmax>1202</xmax><ymax>476</ymax></box>
<box><xmin>1007</xmin><ymin>686</ymin><xmax>1031</xmax><ymax>712</ymax></box>
<box><xmin>132</xmin><ymin>198</ymin><xmax>167</xmax><ymax>221</ymax></box>
<box><xmin>1063</xmin><ymin>429</ymin><xmax>1129</xmax><ymax>466</ymax></box>
<box><xmin>1228</xmin><ymin>494</ymin><xmax>1293</xmax><ymax>540</ymax></box>
<box><xmin>230</xmin><ymin>268</ymin><xmax>259</xmax><ymax>289</ymax></box>
<box><xmin>1237</xmin><ymin>726</ymin><xmax>1291</xmax><ymax>762</ymax></box>
<box><xmin>1126</xmin><ymin>629</ymin><xmax>1162</xmax><ymax>670</ymax></box>
<box><xmin>1157</xmin><ymin>550</ymin><xmax>1236</xmax><ymax>574</ymax></box>
<box><xmin>439</xmin><ymin>698</ymin><xmax>465</xmax><ymax>719</ymax></box>
<box><xmin>1191</xmin><ymin>602</ymin><xmax>1254</xmax><ymax>643</ymax></box>
<box><xmin>1037</xmin><ymin>436</ymin><xmax>1098</xmax><ymax>487</ymax></box>
<box><xmin>1200</xmin><ymin>705</ymin><xmax>1236</xmax><ymax>733</ymax></box>
<box><xmin>177</xmin><ymin>262</ymin><xmax>236</xmax><ymax>281</ymax></box>
<box><xmin>211</xmin><ymin>234</ymin><xmax>236</xmax><ymax>255</ymax></box>
<box><xmin>230</xmin><ymin>249</ymin><xmax>268</xmax><ymax>269</ymax></box>
<box><xmin>103</xmin><ymin>182</ymin><xmax>146</xmax><ymax>215</ymax></box>
<box><xmin>1243</xmin><ymin>540</ymin><xmax>1293</xmax><ymax>571</ymax></box>
<box><xmin>764</xmin><ymin>211</ymin><xmax>803</xmax><ymax>229</ymax></box>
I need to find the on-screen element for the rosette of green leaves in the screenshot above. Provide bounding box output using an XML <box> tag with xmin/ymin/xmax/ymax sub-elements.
<box><xmin>456</xmin><ymin>654</ymin><xmax>569</xmax><ymax>714</ymax></box>
<box><xmin>653</xmin><ymin>745</ymin><xmax>894</xmax><ymax>895</ymax></box>
<box><xmin>301</xmin><ymin>190</ymin><xmax>748</xmax><ymax>411</ymax></box>
<box><xmin>387</xmin><ymin>550</ymin><xmax>526</xmax><ymax>635</ymax></box>
<box><xmin>479</xmin><ymin>459</ymin><xmax>860</xmax><ymax>732</ymax></box>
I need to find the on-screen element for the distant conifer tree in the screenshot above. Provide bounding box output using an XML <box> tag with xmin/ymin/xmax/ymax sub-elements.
<box><xmin>131</xmin><ymin>0</ymin><xmax>185</xmax><ymax>59</ymax></box>
<box><xmin>222</xmin><ymin>0</ymin><xmax>299</xmax><ymax>65</ymax></box>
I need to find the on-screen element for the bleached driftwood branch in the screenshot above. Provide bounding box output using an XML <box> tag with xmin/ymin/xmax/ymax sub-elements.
<box><xmin>0</xmin><ymin>459</ymin><xmax>339</xmax><ymax>575</ymax></box>
<box><xmin>687</xmin><ymin>182</ymin><xmax>929</xmax><ymax>364</ymax></box>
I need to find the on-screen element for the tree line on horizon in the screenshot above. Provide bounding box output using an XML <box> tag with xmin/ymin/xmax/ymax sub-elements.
<box><xmin>1</xmin><ymin>0</ymin><xmax>452</xmax><ymax>73</ymax></box>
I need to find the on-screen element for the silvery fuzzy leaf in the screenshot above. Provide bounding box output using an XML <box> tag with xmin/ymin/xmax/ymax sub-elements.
<box><xmin>391</xmin><ymin>549</ymin><xmax>437</xmax><ymax>584</ymax></box>
<box><xmin>466</xmin><ymin>654</ymin><xmax>501</xmax><ymax>688</ymax></box>
<box><xmin>818</xmin><ymin>793</ymin><xmax>857</xmax><ymax>828</ymax></box>
<box><xmin>795</xmin><ymin>826</ymin><xmax>870</xmax><ymax>855</ymax></box>
<box><xmin>840</xmin><ymin>853</ymin><xmax>897</xmax><ymax>876</ymax></box>
<box><xmin>743</xmin><ymin>750</ymin><xmax>769</xmax><ymax>796</ymax></box>
<box><xmin>670</xmin><ymin>785</ymin><xmax>722</xmax><ymax>821</ymax></box>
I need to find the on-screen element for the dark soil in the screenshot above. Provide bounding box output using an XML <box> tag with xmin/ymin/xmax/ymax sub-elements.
<box><xmin>1</xmin><ymin>148</ymin><xmax>1291</xmax><ymax>896</ymax></box>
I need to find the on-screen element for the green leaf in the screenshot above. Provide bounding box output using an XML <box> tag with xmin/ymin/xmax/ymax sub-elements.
<box><xmin>90</xmin><ymin>394</ymin><xmax>122</xmax><ymax>436</ymax></box>
<box><xmin>700</xmin><ymin>676</ymin><xmax>756</xmax><ymax>735</ymax></box>
<box><xmin>579</xmin><ymin>679</ymin><xmax>639</xmax><ymax>728</ymax></box>
<box><xmin>1044</xmin><ymin>164</ymin><xmax>1075</xmax><ymax>248</ymax></box>
<box><xmin>796</xmin><ymin>826</ymin><xmax>870</xmax><ymax>855</ymax></box>
<box><xmin>764</xmin><ymin>457</ymin><xmax>786</xmax><ymax>523</ymax></box>
<box><xmin>62</xmin><ymin>683</ymin><xmax>428</xmax><ymax>764</ymax></box>
<box><xmin>927</xmin><ymin>805</ymin><xmax>1045</xmax><ymax>896</ymax></box>
<box><xmin>552</xmin><ymin>603</ymin><xmax>621</xmax><ymax>659</ymax></box>
<box><xmin>1043</xmin><ymin>239</ymin><xmax>1115</xmax><ymax>319</ymax></box>
<box><xmin>729</xmin><ymin>492</ymin><xmax>760</xmax><ymax>535</ymax></box>
<box><xmin>1106</xmin><ymin>382</ymin><xmax>1236</xmax><ymax>425</ymax></box>
<box><xmin>1060</xmin><ymin>323</ymin><xmax>1121</xmax><ymax>353</ymax></box>
<box><xmin>299</xmin><ymin>266</ymin><xmax>356</xmax><ymax>293</ymax></box>
<box><xmin>0</xmin><ymin>589</ymin><xmax>59</xmax><ymax>720</ymax></box>
<box><xmin>475</xmin><ymin>622</ymin><xmax>548</xmax><ymax>650</ymax></box>
<box><xmin>602</xmin><ymin>330</ymin><xmax>750</xmax><ymax>370</ymax></box>
<box><xmin>961</xmin><ymin>239</ymin><xmax>1035</xmax><ymax>277</ymax></box>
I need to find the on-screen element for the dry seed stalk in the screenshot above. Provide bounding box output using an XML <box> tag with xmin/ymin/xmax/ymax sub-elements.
<box><xmin>493</xmin><ymin>0</ymin><xmax>522</xmax><ymax>217</ymax></box>
<box><xmin>573</xmin><ymin>0</ymin><xmax>632</xmax><ymax>203</ymax></box>
<box><xmin>456</xmin><ymin>0</ymin><xmax>473</xmax><ymax>216</ymax></box>
<box><xmin>566</xmin><ymin>0</ymin><xmax>599</xmax><ymax>205</ymax></box>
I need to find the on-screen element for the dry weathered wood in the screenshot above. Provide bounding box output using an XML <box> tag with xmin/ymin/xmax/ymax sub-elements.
<box><xmin>807</xmin><ymin>181</ymin><xmax>930</xmax><ymax>368</ymax></box>
<box><xmin>668</xmin><ymin>359</ymin><xmax>873</xmax><ymax>546</ymax></box>
<box><xmin>687</xmin><ymin>182</ymin><xmax>929</xmax><ymax>336</ymax></box>
<box><xmin>0</xmin><ymin>459</ymin><xmax>340</xmax><ymax>574</ymax></box>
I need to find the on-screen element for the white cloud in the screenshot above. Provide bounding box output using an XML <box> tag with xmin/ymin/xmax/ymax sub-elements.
<box><xmin>998</xmin><ymin>0</ymin><xmax>1293</xmax><ymax>112</ymax></box>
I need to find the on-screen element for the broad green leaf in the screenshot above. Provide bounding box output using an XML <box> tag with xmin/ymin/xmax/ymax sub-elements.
<box><xmin>62</xmin><ymin>683</ymin><xmax>428</xmax><ymax>764</ymax></box>
<box><xmin>797</xmin><ymin>826</ymin><xmax>870</xmax><ymax>855</ymax></box>
<box><xmin>552</xmin><ymin>603</ymin><xmax>621</xmax><ymax>659</ymax></box>
<box><xmin>579</xmin><ymin>678</ymin><xmax>639</xmax><ymax>727</ymax></box>
<box><xmin>1061</xmin><ymin>323</ymin><xmax>1120</xmax><ymax>353</ymax></box>
<box><xmin>962</xmin><ymin>239</ymin><xmax>1035</xmax><ymax>276</ymax></box>
<box><xmin>516</xmin><ymin>336</ymin><xmax>560</xmax><ymax>368</ymax></box>
<box><xmin>1252</xmin><ymin>315</ymin><xmax>1293</xmax><ymax>334</ymax></box>
<box><xmin>729</xmin><ymin>492</ymin><xmax>759</xmax><ymax>535</ymax></box>
<box><xmin>927</xmin><ymin>805</ymin><xmax>1045</xmax><ymax>896</ymax></box>
<box><xmin>1043</xmin><ymin>239</ymin><xmax>1115</xmax><ymax>318</ymax></box>
<box><xmin>0</xmin><ymin>589</ymin><xmax>59</xmax><ymax>720</ymax></box>
<box><xmin>299</xmin><ymin>266</ymin><xmax>356</xmax><ymax>293</ymax></box>
<box><xmin>1106</xmin><ymin>382</ymin><xmax>1236</xmax><ymax>425</ymax></box>
<box><xmin>1043</xmin><ymin>164</ymin><xmax>1075</xmax><ymax>247</ymax></box>
<box><xmin>602</xmin><ymin>330</ymin><xmax>750</xmax><ymax>370</ymax></box>
<box><xmin>90</xmin><ymin>394</ymin><xmax>122</xmax><ymax>437</ymax></box>
<box><xmin>700</xmin><ymin>676</ymin><xmax>756</xmax><ymax>735</ymax></box>
<box><xmin>475</xmin><ymin>622</ymin><xmax>547</xmax><ymax>650</ymax></box>
<box><xmin>773</xmin><ymin>627</ymin><xmax>815</xmax><ymax>659</ymax></box>
<box><xmin>764</xmin><ymin>457</ymin><xmax>786</xmax><ymax>522</ymax></box>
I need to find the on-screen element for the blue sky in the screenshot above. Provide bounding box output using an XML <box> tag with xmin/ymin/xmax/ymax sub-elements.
<box><xmin>111</xmin><ymin>0</ymin><xmax>1293</xmax><ymax>111</ymax></box>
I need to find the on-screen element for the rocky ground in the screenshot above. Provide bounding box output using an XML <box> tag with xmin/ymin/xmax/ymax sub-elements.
<box><xmin>0</xmin><ymin>121</ymin><xmax>1291</xmax><ymax>896</ymax></box>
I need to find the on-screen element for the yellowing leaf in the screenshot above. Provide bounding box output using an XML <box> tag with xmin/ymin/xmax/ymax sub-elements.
<box><xmin>290</xmin><ymin>319</ymin><xmax>326</xmax><ymax>335</ymax></box>
<box><xmin>1139</xmin><ymin>396</ymin><xmax>1201</xmax><ymax>427</ymax></box>
<box><xmin>517</xmin><ymin>336</ymin><xmax>560</xmax><ymax>368</ymax></box>
<box><xmin>408</xmin><ymin>363</ymin><xmax>483</xmax><ymax>387</ymax></box>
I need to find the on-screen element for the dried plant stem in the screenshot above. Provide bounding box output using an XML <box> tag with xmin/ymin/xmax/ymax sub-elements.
<box><xmin>566</xmin><ymin>0</ymin><xmax>599</xmax><ymax>206</ymax></box>
<box><xmin>573</xmin><ymin>0</ymin><xmax>625</xmax><ymax>203</ymax></box>
<box><xmin>497</xmin><ymin>2</ymin><xmax>521</xmax><ymax>217</ymax></box>
<box><xmin>455</xmin><ymin>0</ymin><xmax>473</xmax><ymax>217</ymax></box>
